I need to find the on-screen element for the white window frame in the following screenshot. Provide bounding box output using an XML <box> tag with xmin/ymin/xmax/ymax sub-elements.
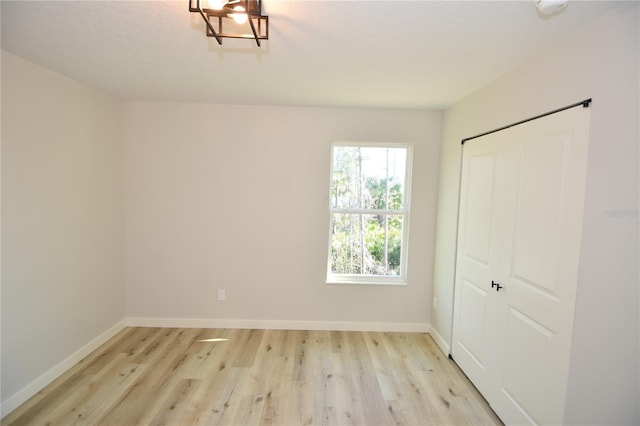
<box><xmin>326</xmin><ymin>142</ymin><xmax>413</xmax><ymax>285</ymax></box>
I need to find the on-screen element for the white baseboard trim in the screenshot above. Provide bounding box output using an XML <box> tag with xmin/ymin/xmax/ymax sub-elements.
<box><xmin>427</xmin><ymin>324</ymin><xmax>451</xmax><ymax>356</ymax></box>
<box><xmin>1</xmin><ymin>319</ymin><xmax>127</xmax><ymax>419</ymax></box>
<box><xmin>125</xmin><ymin>317</ymin><xmax>430</xmax><ymax>333</ymax></box>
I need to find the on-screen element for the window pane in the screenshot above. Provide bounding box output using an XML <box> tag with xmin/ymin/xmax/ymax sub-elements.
<box><xmin>331</xmin><ymin>146</ymin><xmax>359</xmax><ymax>209</ymax></box>
<box><xmin>331</xmin><ymin>146</ymin><xmax>406</xmax><ymax>210</ymax></box>
<box><xmin>330</xmin><ymin>213</ymin><xmax>404</xmax><ymax>276</ymax></box>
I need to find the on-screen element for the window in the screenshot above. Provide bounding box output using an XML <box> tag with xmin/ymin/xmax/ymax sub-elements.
<box><xmin>327</xmin><ymin>142</ymin><xmax>412</xmax><ymax>284</ymax></box>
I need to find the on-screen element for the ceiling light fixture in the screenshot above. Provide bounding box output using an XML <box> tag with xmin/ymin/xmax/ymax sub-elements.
<box><xmin>535</xmin><ymin>0</ymin><xmax>569</xmax><ymax>16</ymax></box>
<box><xmin>189</xmin><ymin>0</ymin><xmax>268</xmax><ymax>46</ymax></box>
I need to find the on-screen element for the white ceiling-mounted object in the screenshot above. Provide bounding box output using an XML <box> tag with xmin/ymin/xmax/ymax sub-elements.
<box><xmin>536</xmin><ymin>0</ymin><xmax>569</xmax><ymax>16</ymax></box>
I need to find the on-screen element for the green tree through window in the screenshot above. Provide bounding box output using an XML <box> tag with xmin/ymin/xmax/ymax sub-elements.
<box><xmin>328</xmin><ymin>143</ymin><xmax>411</xmax><ymax>283</ymax></box>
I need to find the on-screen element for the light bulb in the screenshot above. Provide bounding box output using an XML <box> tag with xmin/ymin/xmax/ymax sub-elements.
<box><xmin>207</xmin><ymin>0</ymin><xmax>224</xmax><ymax>10</ymax></box>
<box><xmin>231</xmin><ymin>6</ymin><xmax>248</xmax><ymax>24</ymax></box>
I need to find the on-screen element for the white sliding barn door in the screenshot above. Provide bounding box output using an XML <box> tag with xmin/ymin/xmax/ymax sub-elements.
<box><xmin>451</xmin><ymin>105</ymin><xmax>590</xmax><ymax>425</ymax></box>
<box><xmin>449</xmin><ymin>130</ymin><xmax>510</xmax><ymax>399</ymax></box>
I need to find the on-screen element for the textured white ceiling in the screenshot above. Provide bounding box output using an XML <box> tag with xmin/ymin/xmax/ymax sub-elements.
<box><xmin>1</xmin><ymin>0</ymin><xmax>619</xmax><ymax>109</ymax></box>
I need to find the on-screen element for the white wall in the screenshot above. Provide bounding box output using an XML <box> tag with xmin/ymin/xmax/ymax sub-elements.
<box><xmin>1</xmin><ymin>51</ymin><xmax>124</xmax><ymax>408</ymax></box>
<box><xmin>123</xmin><ymin>102</ymin><xmax>441</xmax><ymax>329</ymax></box>
<box><xmin>432</xmin><ymin>3</ymin><xmax>639</xmax><ymax>425</ymax></box>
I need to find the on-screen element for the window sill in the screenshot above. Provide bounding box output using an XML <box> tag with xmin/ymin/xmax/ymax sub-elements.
<box><xmin>326</xmin><ymin>277</ymin><xmax>407</xmax><ymax>286</ymax></box>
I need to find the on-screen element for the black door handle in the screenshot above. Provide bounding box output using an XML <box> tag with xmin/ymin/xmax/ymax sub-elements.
<box><xmin>491</xmin><ymin>280</ymin><xmax>503</xmax><ymax>291</ymax></box>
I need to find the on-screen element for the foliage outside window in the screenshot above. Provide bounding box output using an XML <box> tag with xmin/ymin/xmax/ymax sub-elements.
<box><xmin>327</xmin><ymin>143</ymin><xmax>411</xmax><ymax>284</ymax></box>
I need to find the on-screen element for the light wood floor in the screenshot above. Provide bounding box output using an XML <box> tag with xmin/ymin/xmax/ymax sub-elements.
<box><xmin>3</xmin><ymin>327</ymin><xmax>502</xmax><ymax>426</ymax></box>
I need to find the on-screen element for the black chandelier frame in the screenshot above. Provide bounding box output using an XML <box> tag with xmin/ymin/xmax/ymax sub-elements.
<box><xmin>189</xmin><ymin>0</ymin><xmax>269</xmax><ymax>46</ymax></box>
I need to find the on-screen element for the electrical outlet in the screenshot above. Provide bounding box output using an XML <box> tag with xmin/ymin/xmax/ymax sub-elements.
<box><xmin>218</xmin><ymin>290</ymin><xmax>225</xmax><ymax>301</ymax></box>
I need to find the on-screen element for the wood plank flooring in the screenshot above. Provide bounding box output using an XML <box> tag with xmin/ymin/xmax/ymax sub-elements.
<box><xmin>3</xmin><ymin>328</ymin><xmax>502</xmax><ymax>426</ymax></box>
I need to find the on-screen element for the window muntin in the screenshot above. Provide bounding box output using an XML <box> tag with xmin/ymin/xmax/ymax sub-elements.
<box><xmin>327</xmin><ymin>143</ymin><xmax>411</xmax><ymax>284</ymax></box>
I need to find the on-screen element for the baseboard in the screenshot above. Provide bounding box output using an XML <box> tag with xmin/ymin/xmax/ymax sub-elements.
<box><xmin>427</xmin><ymin>324</ymin><xmax>451</xmax><ymax>356</ymax></box>
<box><xmin>0</xmin><ymin>319</ymin><xmax>127</xmax><ymax>419</ymax></box>
<box><xmin>125</xmin><ymin>317</ymin><xmax>430</xmax><ymax>333</ymax></box>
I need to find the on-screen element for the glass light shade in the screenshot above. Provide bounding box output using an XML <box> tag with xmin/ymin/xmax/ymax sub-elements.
<box><xmin>207</xmin><ymin>0</ymin><xmax>224</xmax><ymax>10</ymax></box>
<box><xmin>231</xmin><ymin>6</ymin><xmax>248</xmax><ymax>24</ymax></box>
